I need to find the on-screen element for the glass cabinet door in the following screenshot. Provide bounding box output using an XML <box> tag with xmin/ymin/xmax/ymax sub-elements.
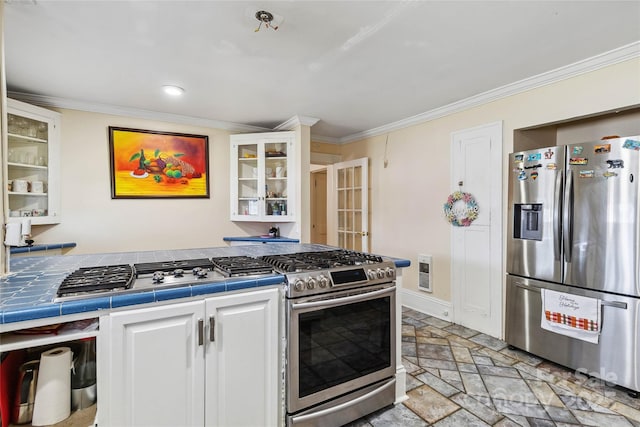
<box><xmin>230</xmin><ymin>131</ymin><xmax>295</xmax><ymax>222</ymax></box>
<box><xmin>264</xmin><ymin>141</ymin><xmax>288</xmax><ymax>217</ymax></box>
<box><xmin>236</xmin><ymin>144</ymin><xmax>260</xmax><ymax>217</ymax></box>
<box><xmin>7</xmin><ymin>112</ymin><xmax>53</xmax><ymax>222</ymax></box>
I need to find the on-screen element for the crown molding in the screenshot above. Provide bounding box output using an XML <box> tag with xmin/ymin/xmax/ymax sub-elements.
<box><xmin>274</xmin><ymin>115</ymin><xmax>320</xmax><ymax>131</ymax></box>
<box><xmin>310</xmin><ymin>134</ymin><xmax>341</xmax><ymax>144</ymax></box>
<box><xmin>6</xmin><ymin>91</ymin><xmax>271</xmax><ymax>134</ymax></box>
<box><xmin>320</xmin><ymin>41</ymin><xmax>640</xmax><ymax>144</ymax></box>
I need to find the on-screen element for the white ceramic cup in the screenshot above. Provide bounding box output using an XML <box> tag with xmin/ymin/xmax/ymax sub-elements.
<box><xmin>276</xmin><ymin>166</ymin><xmax>284</xmax><ymax>177</ymax></box>
<box><xmin>265</xmin><ymin>167</ymin><xmax>273</xmax><ymax>177</ymax></box>
<box><xmin>30</xmin><ymin>181</ymin><xmax>44</xmax><ymax>193</ymax></box>
<box><xmin>12</xmin><ymin>179</ymin><xmax>28</xmax><ymax>193</ymax></box>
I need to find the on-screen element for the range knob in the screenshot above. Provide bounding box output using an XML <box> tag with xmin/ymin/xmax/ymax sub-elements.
<box><xmin>306</xmin><ymin>278</ymin><xmax>317</xmax><ymax>290</ymax></box>
<box><xmin>317</xmin><ymin>275</ymin><xmax>329</xmax><ymax>288</ymax></box>
<box><xmin>152</xmin><ymin>271</ymin><xmax>165</xmax><ymax>283</ymax></box>
<box><xmin>367</xmin><ymin>269</ymin><xmax>377</xmax><ymax>280</ymax></box>
<box><xmin>173</xmin><ymin>268</ymin><xmax>184</xmax><ymax>277</ymax></box>
<box><xmin>195</xmin><ymin>269</ymin><xmax>208</xmax><ymax>279</ymax></box>
<box><xmin>376</xmin><ymin>268</ymin><xmax>385</xmax><ymax>279</ymax></box>
<box><xmin>385</xmin><ymin>267</ymin><xmax>395</xmax><ymax>278</ymax></box>
<box><xmin>293</xmin><ymin>279</ymin><xmax>305</xmax><ymax>292</ymax></box>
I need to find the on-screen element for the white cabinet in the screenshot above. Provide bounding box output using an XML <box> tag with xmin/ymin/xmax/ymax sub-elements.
<box><xmin>101</xmin><ymin>288</ymin><xmax>280</xmax><ymax>427</ymax></box>
<box><xmin>101</xmin><ymin>301</ymin><xmax>205</xmax><ymax>426</ymax></box>
<box><xmin>6</xmin><ymin>98</ymin><xmax>61</xmax><ymax>224</ymax></box>
<box><xmin>205</xmin><ymin>290</ymin><xmax>280</xmax><ymax>427</ymax></box>
<box><xmin>230</xmin><ymin>131</ymin><xmax>296</xmax><ymax>222</ymax></box>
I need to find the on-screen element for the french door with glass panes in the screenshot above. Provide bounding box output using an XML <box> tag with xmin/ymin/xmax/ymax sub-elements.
<box><xmin>334</xmin><ymin>158</ymin><xmax>368</xmax><ymax>251</ymax></box>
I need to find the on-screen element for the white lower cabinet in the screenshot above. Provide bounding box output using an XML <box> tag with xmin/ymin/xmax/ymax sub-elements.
<box><xmin>100</xmin><ymin>288</ymin><xmax>280</xmax><ymax>427</ymax></box>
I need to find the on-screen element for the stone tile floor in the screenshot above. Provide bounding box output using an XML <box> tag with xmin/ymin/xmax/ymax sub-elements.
<box><xmin>348</xmin><ymin>307</ymin><xmax>640</xmax><ymax>427</ymax></box>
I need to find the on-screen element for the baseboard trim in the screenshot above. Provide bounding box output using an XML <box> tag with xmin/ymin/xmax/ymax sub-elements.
<box><xmin>401</xmin><ymin>288</ymin><xmax>453</xmax><ymax>322</ymax></box>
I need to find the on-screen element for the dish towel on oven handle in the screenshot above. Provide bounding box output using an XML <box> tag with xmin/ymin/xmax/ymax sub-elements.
<box><xmin>540</xmin><ymin>288</ymin><xmax>602</xmax><ymax>344</ymax></box>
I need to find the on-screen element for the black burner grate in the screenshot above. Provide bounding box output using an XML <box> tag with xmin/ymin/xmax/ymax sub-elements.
<box><xmin>133</xmin><ymin>258</ymin><xmax>214</xmax><ymax>276</ymax></box>
<box><xmin>211</xmin><ymin>256</ymin><xmax>274</xmax><ymax>277</ymax></box>
<box><xmin>57</xmin><ymin>264</ymin><xmax>134</xmax><ymax>296</ymax></box>
<box><xmin>260</xmin><ymin>250</ymin><xmax>384</xmax><ymax>272</ymax></box>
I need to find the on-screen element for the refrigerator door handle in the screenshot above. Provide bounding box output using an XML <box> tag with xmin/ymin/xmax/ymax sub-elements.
<box><xmin>601</xmin><ymin>301</ymin><xmax>628</xmax><ymax>309</ymax></box>
<box><xmin>553</xmin><ymin>171</ymin><xmax>563</xmax><ymax>262</ymax></box>
<box><xmin>563</xmin><ymin>170</ymin><xmax>573</xmax><ymax>263</ymax></box>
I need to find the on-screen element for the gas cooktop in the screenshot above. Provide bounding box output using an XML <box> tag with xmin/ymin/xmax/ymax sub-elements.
<box><xmin>54</xmin><ymin>256</ymin><xmax>276</xmax><ymax>302</ymax></box>
<box><xmin>53</xmin><ymin>250</ymin><xmax>393</xmax><ymax>302</ymax></box>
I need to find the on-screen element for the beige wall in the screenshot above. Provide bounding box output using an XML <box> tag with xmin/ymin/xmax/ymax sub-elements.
<box><xmin>340</xmin><ymin>58</ymin><xmax>640</xmax><ymax>302</ymax></box>
<box><xmin>32</xmin><ymin>109</ymin><xmax>270</xmax><ymax>254</ymax></box>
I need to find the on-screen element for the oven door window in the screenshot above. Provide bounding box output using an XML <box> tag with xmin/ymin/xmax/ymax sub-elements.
<box><xmin>297</xmin><ymin>296</ymin><xmax>392</xmax><ymax>398</ymax></box>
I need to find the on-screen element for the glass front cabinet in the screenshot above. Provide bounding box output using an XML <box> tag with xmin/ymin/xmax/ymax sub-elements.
<box><xmin>6</xmin><ymin>99</ymin><xmax>61</xmax><ymax>224</ymax></box>
<box><xmin>230</xmin><ymin>131</ymin><xmax>295</xmax><ymax>222</ymax></box>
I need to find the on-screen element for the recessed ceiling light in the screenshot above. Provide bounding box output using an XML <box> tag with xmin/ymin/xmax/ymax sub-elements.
<box><xmin>162</xmin><ymin>85</ymin><xmax>185</xmax><ymax>96</ymax></box>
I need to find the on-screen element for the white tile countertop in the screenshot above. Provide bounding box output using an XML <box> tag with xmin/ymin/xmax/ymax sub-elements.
<box><xmin>0</xmin><ymin>244</ymin><xmax>410</xmax><ymax>325</ymax></box>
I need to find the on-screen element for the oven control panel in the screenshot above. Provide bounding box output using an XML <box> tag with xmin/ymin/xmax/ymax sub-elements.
<box><xmin>285</xmin><ymin>261</ymin><xmax>396</xmax><ymax>297</ymax></box>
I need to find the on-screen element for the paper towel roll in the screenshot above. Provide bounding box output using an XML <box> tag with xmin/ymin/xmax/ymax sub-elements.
<box><xmin>21</xmin><ymin>218</ymin><xmax>31</xmax><ymax>236</ymax></box>
<box><xmin>31</xmin><ymin>347</ymin><xmax>73</xmax><ymax>426</ymax></box>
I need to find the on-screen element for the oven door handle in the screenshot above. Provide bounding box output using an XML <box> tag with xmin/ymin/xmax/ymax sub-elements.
<box><xmin>291</xmin><ymin>286</ymin><xmax>395</xmax><ymax>310</ymax></box>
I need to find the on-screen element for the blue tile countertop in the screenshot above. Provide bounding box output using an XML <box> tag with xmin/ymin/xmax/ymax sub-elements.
<box><xmin>10</xmin><ymin>242</ymin><xmax>77</xmax><ymax>254</ymax></box>
<box><xmin>223</xmin><ymin>236</ymin><xmax>300</xmax><ymax>243</ymax></box>
<box><xmin>0</xmin><ymin>244</ymin><xmax>410</xmax><ymax>326</ymax></box>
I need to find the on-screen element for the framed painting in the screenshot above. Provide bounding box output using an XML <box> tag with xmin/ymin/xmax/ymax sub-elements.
<box><xmin>108</xmin><ymin>127</ymin><xmax>209</xmax><ymax>199</ymax></box>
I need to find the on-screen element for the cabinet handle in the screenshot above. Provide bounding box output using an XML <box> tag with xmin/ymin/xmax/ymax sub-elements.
<box><xmin>209</xmin><ymin>316</ymin><xmax>215</xmax><ymax>342</ymax></box>
<box><xmin>198</xmin><ymin>318</ymin><xmax>204</xmax><ymax>346</ymax></box>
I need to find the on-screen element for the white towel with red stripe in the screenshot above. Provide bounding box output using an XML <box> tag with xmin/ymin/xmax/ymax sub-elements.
<box><xmin>541</xmin><ymin>289</ymin><xmax>601</xmax><ymax>344</ymax></box>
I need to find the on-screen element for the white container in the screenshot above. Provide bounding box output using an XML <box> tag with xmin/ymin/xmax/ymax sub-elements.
<box><xmin>12</xmin><ymin>179</ymin><xmax>28</xmax><ymax>193</ymax></box>
<box><xmin>30</xmin><ymin>181</ymin><xmax>44</xmax><ymax>193</ymax></box>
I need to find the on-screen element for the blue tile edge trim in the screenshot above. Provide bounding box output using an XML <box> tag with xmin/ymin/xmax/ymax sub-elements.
<box><xmin>61</xmin><ymin>297</ymin><xmax>111</xmax><ymax>315</ymax></box>
<box><xmin>10</xmin><ymin>242</ymin><xmax>77</xmax><ymax>254</ymax></box>
<box><xmin>223</xmin><ymin>236</ymin><xmax>299</xmax><ymax>243</ymax></box>
<box><xmin>394</xmin><ymin>259</ymin><xmax>411</xmax><ymax>268</ymax></box>
<box><xmin>3</xmin><ymin>304</ymin><xmax>61</xmax><ymax>323</ymax></box>
<box><xmin>111</xmin><ymin>292</ymin><xmax>156</xmax><ymax>308</ymax></box>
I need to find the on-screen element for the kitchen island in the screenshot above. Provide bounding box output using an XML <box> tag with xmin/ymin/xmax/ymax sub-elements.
<box><xmin>0</xmin><ymin>244</ymin><xmax>410</xmax><ymax>427</ymax></box>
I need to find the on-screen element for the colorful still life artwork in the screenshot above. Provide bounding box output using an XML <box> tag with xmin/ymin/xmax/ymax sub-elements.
<box><xmin>109</xmin><ymin>127</ymin><xmax>209</xmax><ymax>198</ymax></box>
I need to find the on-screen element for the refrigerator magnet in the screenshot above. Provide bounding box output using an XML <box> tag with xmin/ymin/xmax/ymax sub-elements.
<box><xmin>569</xmin><ymin>157</ymin><xmax>588</xmax><ymax>165</ymax></box>
<box><xmin>514</xmin><ymin>154</ymin><xmax>524</xmax><ymax>162</ymax></box>
<box><xmin>579</xmin><ymin>170</ymin><xmax>595</xmax><ymax>178</ymax></box>
<box><xmin>572</xmin><ymin>146</ymin><xmax>584</xmax><ymax>155</ymax></box>
<box><xmin>543</xmin><ymin>149</ymin><xmax>554</xmax><ymax>159</ymax></box>
<box><xmin>603</xmin><ymin>171</ymin><xmax>618</xmax><ymax>179</ymax></box>
<box><xmin>606</xmin><ymin>159</ymin><xmax>624</xmax><ymax>169</ymax></box>
<box><xmin>517</xmin><ymin>170</ymin><xmax>527</xmax><ymax>181</ymax></box>
<box><xmin>622</xmin><ymin>139</ymin><xmax>640</xmax><ymax>150</ymax></box>
<box><xmin>530</xmin><ymin>171</ymin><xmax>539</xmax><ymax>180</ymax></box>
<box><xmin>546</xmin><ymin>163</ymin><xmax>557</xmax><ymax>170</ymax></box>
<box><xmin>594</xmin><ymin>144</ymin><xmax>611</xmax><ymax>154</ymax></box>
<box><xmin>527</xmin><ymin>153</ymin><xmax>542</xmax><ymax>161</ymax></box>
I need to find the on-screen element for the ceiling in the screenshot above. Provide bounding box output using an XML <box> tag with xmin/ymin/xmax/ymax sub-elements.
<box><xmin>4</xmin><ymin>1</ymin><xmax>640</xmax><ymax>142</ymax></box>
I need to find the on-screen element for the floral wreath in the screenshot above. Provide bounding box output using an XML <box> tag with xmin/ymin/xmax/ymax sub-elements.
<box><xmin>443</xmin><ymin>191</ymin><xmax>479</xmax><ymax>227</ymax></box>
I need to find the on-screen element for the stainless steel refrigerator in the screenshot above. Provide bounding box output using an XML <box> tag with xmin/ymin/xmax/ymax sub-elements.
<box><xmin>506</xmin><ymin>135</ymin><xmax>640</xmax><ymax>394</ymax></box>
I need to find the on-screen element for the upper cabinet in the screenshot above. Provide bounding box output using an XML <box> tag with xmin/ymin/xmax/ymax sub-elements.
<box><xmin>6</xmin><ymin>99</ymin><xmax>61</xmax><ymax>224</ymax></box>
<box><xmin>230</xmin><ymin>131</ymin><xmax>296</xmax><ymax>222</ymax></box>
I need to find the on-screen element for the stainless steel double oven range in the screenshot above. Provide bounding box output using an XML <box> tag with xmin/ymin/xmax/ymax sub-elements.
<box><xmin>260</xmin><ymin>251</ymin><xmax>397</xmax><ymax>427</ymax></box>
<box><xmin>55</xmin><ymin>249</ymin><xmax>398</xmax><ymax>427</ymax></box>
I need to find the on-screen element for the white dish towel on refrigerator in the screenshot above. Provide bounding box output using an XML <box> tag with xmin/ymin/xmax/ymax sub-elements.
<box><xmin>540</xmin><ymin>289</ymin><xmax>602</xmax><ymax>344</ymax></box>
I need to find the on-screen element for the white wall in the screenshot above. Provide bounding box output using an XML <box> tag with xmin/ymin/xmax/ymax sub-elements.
<box><xmin>31</xmin><ymin>109</ymin><xmax>271</xmax><ymax>254</ymax></box>
<box><xmin>339</xmin><ymin>58</ymin><xmax>640</xmax><ymax>302</ymax></box>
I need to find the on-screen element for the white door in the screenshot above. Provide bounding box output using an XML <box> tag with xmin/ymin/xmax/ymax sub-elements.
<box><xmin>311</xmin><ymin>169</ymin><xmax>328</xmax><ymax>244</ymax></box>
<box><xmin>105</xmin><ymin>301</ymin><xmax>205</xmax><ymax>427</ymax></box>
<box><xmin>450</xmin><ymin>122</ymin><xmax>503</xmax><ymax>338</ymax></box>
<box><xmin>333</xmin><ymin>158</ymin><xmax>369</xmax><ymax>251</ymax></box>
<box><xmin>205</xmin><ymin>288</ymin><xmax>279</xmax><ymax>427</ymax></box>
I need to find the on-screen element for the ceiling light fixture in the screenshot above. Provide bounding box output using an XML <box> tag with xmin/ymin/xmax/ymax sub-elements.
<box><xmin>162</xmin><ymin>85</ymin><xmax>185</xmax><ymax>96</ymax></box>
<box><xmin>254</xmin><ymin>10</ymin><xmax>280</xmax><ymax>32</ymax></box>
